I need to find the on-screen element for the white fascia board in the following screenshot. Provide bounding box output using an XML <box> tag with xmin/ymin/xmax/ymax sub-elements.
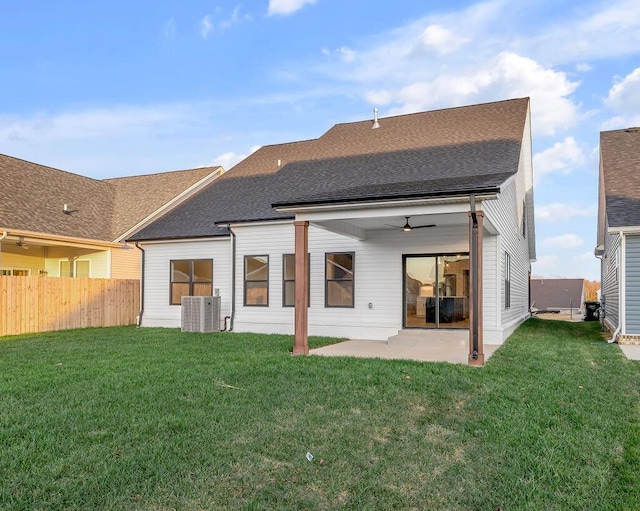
<box><xmin>275</xmin><ymin>194</ymin><xmax>497</xmax><ymax>218</ymax></box>
<box><xmin>294</xmin><ymin>200</ymin><xmax>491</xmax><ymax>224</ymax></box>
<box><xmin>136</xmin><ymin>236</ymin><xmax>230</xmax><ymax>247</ymax></box>
<box><xmin>607</xmin><ymin>225</ymin><xmax>640</xmax><ymax>234</ymax></box>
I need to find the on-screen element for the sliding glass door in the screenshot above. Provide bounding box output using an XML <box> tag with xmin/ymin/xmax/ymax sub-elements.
<box><xmin>403</xmin><ymin>254</ymin><xmax>470</xmax><ymax>329</ymax></box>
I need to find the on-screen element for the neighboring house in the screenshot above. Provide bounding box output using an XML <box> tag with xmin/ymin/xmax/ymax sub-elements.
<box><xmin>130</xmin><ymin>98</ymin><xmax>536</xmax><ymax>364</ymax></box>
<box><xmin>596</xmin><ymin>127</ymin><xmax>640</xmax><ymax>344</ymax></box>
<box><xmin>0</xmin><ymin>154</ymin><xmax>224</xmax><ymax>279</ymax></box>
<box><xmin>530</xmin><ymin>278</ymin><xmax>585</xmax><ymax>316</ymax></box>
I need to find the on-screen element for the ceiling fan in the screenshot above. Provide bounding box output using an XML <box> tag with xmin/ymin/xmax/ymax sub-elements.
<box><xmin>386</xmin><ymin>216</ymin><xmax>436</xmax><ymax>232</ymax></box>
<box><xmin>16</xmin><ymin>236</ymin><xmax>29</xmax><ymax>249</ymax></box>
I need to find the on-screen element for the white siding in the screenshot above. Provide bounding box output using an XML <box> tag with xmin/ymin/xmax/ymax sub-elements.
<box><xmin>140</xmin><ymin>238</ymin><xmax>231</xmax><ymax>329</ymax></box>
<box><xmin>482</xmin><ymin>167</ymin><xmax>532</xmax><ymax>341</ymax></box>
<box><xmin>231</xmin><ymin>221</ymin><xmax>471</xmax><ymax>340</ymax></box>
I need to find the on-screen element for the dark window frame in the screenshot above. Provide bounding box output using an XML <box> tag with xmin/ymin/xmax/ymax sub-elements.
<box><xmin>325</xmin><ymin>252</ymin><xmax>355</xmax><ymax>308</ymax></box>
<box><xmin>244</xmin><ymin>255</ymin><xmax>269</xmax><ymax>307</ymax></box>
<box><xmin>170</xmin><ymin>259</ymin><xmax>213</xmax><ymax>306</ymax></box>
<box><xmin>282</xmin><ymin>253</ymin><xmax>310</xmax><ymax>307</ymax></box>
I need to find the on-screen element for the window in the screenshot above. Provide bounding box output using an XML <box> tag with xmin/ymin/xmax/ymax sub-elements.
<box><xmin>283</xmin><ymin>254</ymin><xmax>310</xmax><ymax>307</ymax></box>
<box><xmin>504</xmin><ymin>252</ymin><xmax>511</xmax><ymax>309</ymax></box>
<box><xmin>325</xmin><ymin>252</ymin><xmax>354</xmax><ymax>308</ymax></box>
<box><xmin>245</xmin><ymin>255</ymin><xmax>269</xmax><ymax>306</ymax></box>
<box><xmin>60</xmin><ymin>260</ymin><xmax>90</xmax><ymax>278</ymax></box>
<box><xmin>1</xmin><ymin>269</ymin><xmax>30</xmax><ymax>276</ymax></box>
<box><xmin>521</xmin><ymin>200</ymin><xmax>527</xmax><ymax>237</ymax></box>
<box><xmin>170</xmin><ymin>259</ymin><xmax>213</xmax><ymax>305</ymax></box>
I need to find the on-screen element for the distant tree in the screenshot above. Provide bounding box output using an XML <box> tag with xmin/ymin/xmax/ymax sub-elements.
<box><xmin>584</xmin><ymin>280</ymin><xmax>600</xmax><ymax>301</ymax></box>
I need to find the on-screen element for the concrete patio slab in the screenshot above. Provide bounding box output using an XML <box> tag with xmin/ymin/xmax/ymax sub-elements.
<box><xmin>310</xmin><ymin>335</ymin><xmax>501</xmax><ymax>365</ymax></box>
<box><xmin>619</xmin><ymin>344</ymin><xmax>640</xmax><ymax>361</ymax></box>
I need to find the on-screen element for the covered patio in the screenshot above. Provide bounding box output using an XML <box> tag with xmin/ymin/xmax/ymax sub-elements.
<box><xmin>309</xmin><ymin>329</ymin><xmax>501</xmax><ymax>364</ymax></box>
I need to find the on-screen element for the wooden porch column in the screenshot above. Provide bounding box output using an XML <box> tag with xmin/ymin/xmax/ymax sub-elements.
<box><xmin>293</xmin><ymin>221</ymin><xmax>309</xmax><ymax>355</ymax></box>
<box><xmin>468</xmin><ymin>210</ymin><xmax>485</xmax><ymax>366</ymax></box>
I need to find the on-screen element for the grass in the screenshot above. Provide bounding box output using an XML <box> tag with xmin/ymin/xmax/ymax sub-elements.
<box><xmin>1</xmin><ymin>319</ymin><xmax>639</xmax><ymax>510</ymax></box>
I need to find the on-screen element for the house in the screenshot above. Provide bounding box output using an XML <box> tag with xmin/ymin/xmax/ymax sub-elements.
<box><xmin>0</xmin><ymin>154</ymin><xmax>224</xmax><ymax>279</ymax></box>
<box><xmin>130</xmin><ymin>98</ymin><xmax>536</xmax><ymax>365</ymax></box>
<box><xmin>596</xmin><ymin>127</ymin><xmax>640</xmax><ymax>343</ymax></box>
<box><xmin>530</xmin><ymin>278</ymin><xmax>585</xmax><ymax>316</ymax></box>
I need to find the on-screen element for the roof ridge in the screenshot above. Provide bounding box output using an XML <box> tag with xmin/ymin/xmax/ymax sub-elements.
<box><xmin>327</xmin><ymin>97</ymin><xmax>530</xmax><ymax>129</ymax></box>
<box><xmin>0</xmin><ymin>153</ymin><xmax>104</xmax><ymax>183</ymax></box>
<box><xmin>104</xmin><ymin>165</ymin><xmax>223</xmax><ymax>183</ymax></box>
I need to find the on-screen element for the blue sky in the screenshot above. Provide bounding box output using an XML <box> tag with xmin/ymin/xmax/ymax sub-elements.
<box><xmin>2</xmin><ymin>0</ymin><xmax>640</xmax><ymax>280</ymax></box>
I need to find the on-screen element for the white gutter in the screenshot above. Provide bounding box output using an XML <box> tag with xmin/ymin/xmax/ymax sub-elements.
<box><xmin>274</xmin><ymin>193</ymin><xmax>498</xmax><ymax>214</ymax></box>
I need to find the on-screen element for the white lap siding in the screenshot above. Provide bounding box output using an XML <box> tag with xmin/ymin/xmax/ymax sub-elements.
<box><xmin>232</xmin><ymin>221</ymin><xmax>471</xmax><ymax>340</ymax></box>
<box><xmin>140</xmin><ymin>238</ymin><xmax>231</xmax><ymax>328</ymax></box>
<box><xmin>482</xmin><ymin>178</ymin><xmax>532</xmax><ymax>342</ymax></box>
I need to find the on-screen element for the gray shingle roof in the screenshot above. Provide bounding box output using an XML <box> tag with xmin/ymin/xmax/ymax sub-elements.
<box><xmin>530</xmin><ymin>278</ymin><xmax>584</xmax><ymax>311</ymax></box>
<box><xmin>131</xmin><ymin>97</ymin><xmax>529</xmax><ymax>241</ymax></box>
<box><xmin>600</xmin><ymin>128</ymin><xmax>640</xmax><ymax>228</ymax></box>
<box><xmin>0</xmin><ymin>153</ymin><xmax>220</xmax><ymax>242</ymax></box>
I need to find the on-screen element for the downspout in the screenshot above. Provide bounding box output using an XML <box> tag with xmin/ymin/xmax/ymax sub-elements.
<box><xmin>0</xmin><ymin>231</ymin><xmax>7</xmax><ymax>269</ymax></box>
<box><xmin>227</xmin><ymin>224</ymin><xmax>236</xmax><ymax>331</ymax></box>
<box><xmin>470</xmin><ymin>195</ymin><xmax>479</xmax><ymax>360</ymax></box>
<box><xmin>135</xmin><ymin>242</ymin><xmax>145</xmax><ymax>327</ymax></box>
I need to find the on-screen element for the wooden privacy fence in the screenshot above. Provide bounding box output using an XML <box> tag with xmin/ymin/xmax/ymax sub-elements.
<box><xmin>0</xmin><ymin>276</ymin><xmax>140</xmax><ymax>337</ymax></box>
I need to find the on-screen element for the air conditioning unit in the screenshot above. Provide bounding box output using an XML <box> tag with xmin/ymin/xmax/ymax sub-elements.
<box><xmin>181</xmin><ymin>296</ymin><xmax>221</xmax><ymax>333</ymax></box>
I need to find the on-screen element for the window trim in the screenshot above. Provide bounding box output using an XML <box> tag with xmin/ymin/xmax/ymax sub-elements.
<box><xmin>325</xmin><ymin>252</ymin><xmax>355</xmax><ymax>308</ymax></box>
<box><xmin>1</xmin><ymin>268</ymin><xmax>31</xmax><ymax>276</ymax></box>
<box><xmin>244</xmin><ymin>255</ymin><xmax>269</xmax><ymax>307</ymax></box>
<box><xmin>169</xmin><ymin>259</ymin><xmax>213</xmax><ymax>306</ymax></box>
<box><xmin>504</xmin><ymin>252</ymin><xmax>511</xmax><ymax>310</ymax></box>
<box><xmin>60</xmin><ymin>259</ymin><xmax>91</xmax><ymax>278</ymax></box>
<box><xmin>282</xmin><ymin>253</ymin><xmax>310</xmax><ymax>307</ymax></box>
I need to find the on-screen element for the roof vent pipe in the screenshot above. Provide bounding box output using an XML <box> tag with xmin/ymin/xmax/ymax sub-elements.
<box><xmin>372</xmin><ymin>108</ymin><xmax>380</xmax><ymax>129</ymax></box>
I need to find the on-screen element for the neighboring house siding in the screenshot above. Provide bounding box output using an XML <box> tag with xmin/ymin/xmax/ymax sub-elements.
<box><xmin>625</xmin><ymin>235</ymin><xmax>640</xmax><ymax>334</ymax></box>
<box><xmin>602</xmin><ymin>223</ymin><xmax>620</xmax><ymax>330</ymax></box>
<box><xmin>0</xmin><ymin>248</ymin><xmax>46</xmax><ymax>275</ymax></box>
<box><xmin>44</xmin><ymin>248</ymin><xmax>109</xmax><ymax>278</ymax></box>
<box><xmin>482</xmin><ymin>177</ymin><xmax>531</xmax><ymax>340</ymax></box>
<box><xmin>111</xmin><ymin>247</ymin><xmax>141</xmax><ymax>279</ymax></box>
<box><xmin>140</xmin><ymin>238</ymin><xmax>231</xmax><ymax>329</ymax></box>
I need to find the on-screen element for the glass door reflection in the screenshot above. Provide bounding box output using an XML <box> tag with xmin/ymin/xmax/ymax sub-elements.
<box><xmin>404</xmin><ymin>254</ymin><xmax>470</xmax><ymax>329</ymax></box>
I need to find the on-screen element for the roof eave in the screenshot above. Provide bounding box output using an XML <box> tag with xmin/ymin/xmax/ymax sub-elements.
<box><xmin>273</xmin><ymin>188</ymin><xmax>501</xmax><ymax>213</ymax></box>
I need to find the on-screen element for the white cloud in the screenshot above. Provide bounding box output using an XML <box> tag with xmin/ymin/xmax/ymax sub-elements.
<box><xmin>575</xmin><ymin>63</ymin><xmax>593</xmax><ymax>72</ymax></box>
<box><xmin>200</xmin><ymin>15</ymin><xmax>213</xmax><ymax>39</ymax></box>
<box><xmin>163</xmin><ymin>18</ymin><xmax>176</xmax><ymax>40</ymax></box>
<box><xmin>602</xmin><ymin>67</ymin><xmax>640</xmax><ymax>129</ymax></box>
<box><xmin>337</xmin><ymin>46</ymin><xmax>356</xmax><ymax>63</ymax></box>
<box><xmin>421</xmin><ymin>25</ymin><xmax>468</xmax><ymax>54</ymax></box>
<box><xmin>542</xmin><ymin>234</ymin><xmax>584</xmax><ymax>249</ymax></box>
<box><xmin>268</xmin><ymin>0</ymin><xmax>317</xmax><ymax>16</ymax></box>
<box><xmin>533</xmin><ymin>137</ymin><xmax>585</xmax><ymax>182</ymax></box>
<box><xmin>213</xmin><ymin>145</ymin><xmax>261</xmax><ymax>170</ymax></box>
<box><xmin>536</xmin><ymin>203</ymin><xmax>597</xmax><ymax>222</ymax></box>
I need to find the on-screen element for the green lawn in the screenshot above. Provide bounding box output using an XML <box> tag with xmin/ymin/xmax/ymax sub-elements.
<box><xmin>1</xmin><ymin>319</ymin><xmax>639</xmax><ymax>510</ymax></box>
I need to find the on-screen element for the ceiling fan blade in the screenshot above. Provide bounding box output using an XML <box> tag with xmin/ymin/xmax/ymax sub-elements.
<box><xmin>411</xmin><ymin>224</ymin><xmax>436</xmax><ymax>229</ymax></box>
<box><xmin>384</xmin><ymin>223</ymin><xmax>403</xmax><ymax>228</ymax></box>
